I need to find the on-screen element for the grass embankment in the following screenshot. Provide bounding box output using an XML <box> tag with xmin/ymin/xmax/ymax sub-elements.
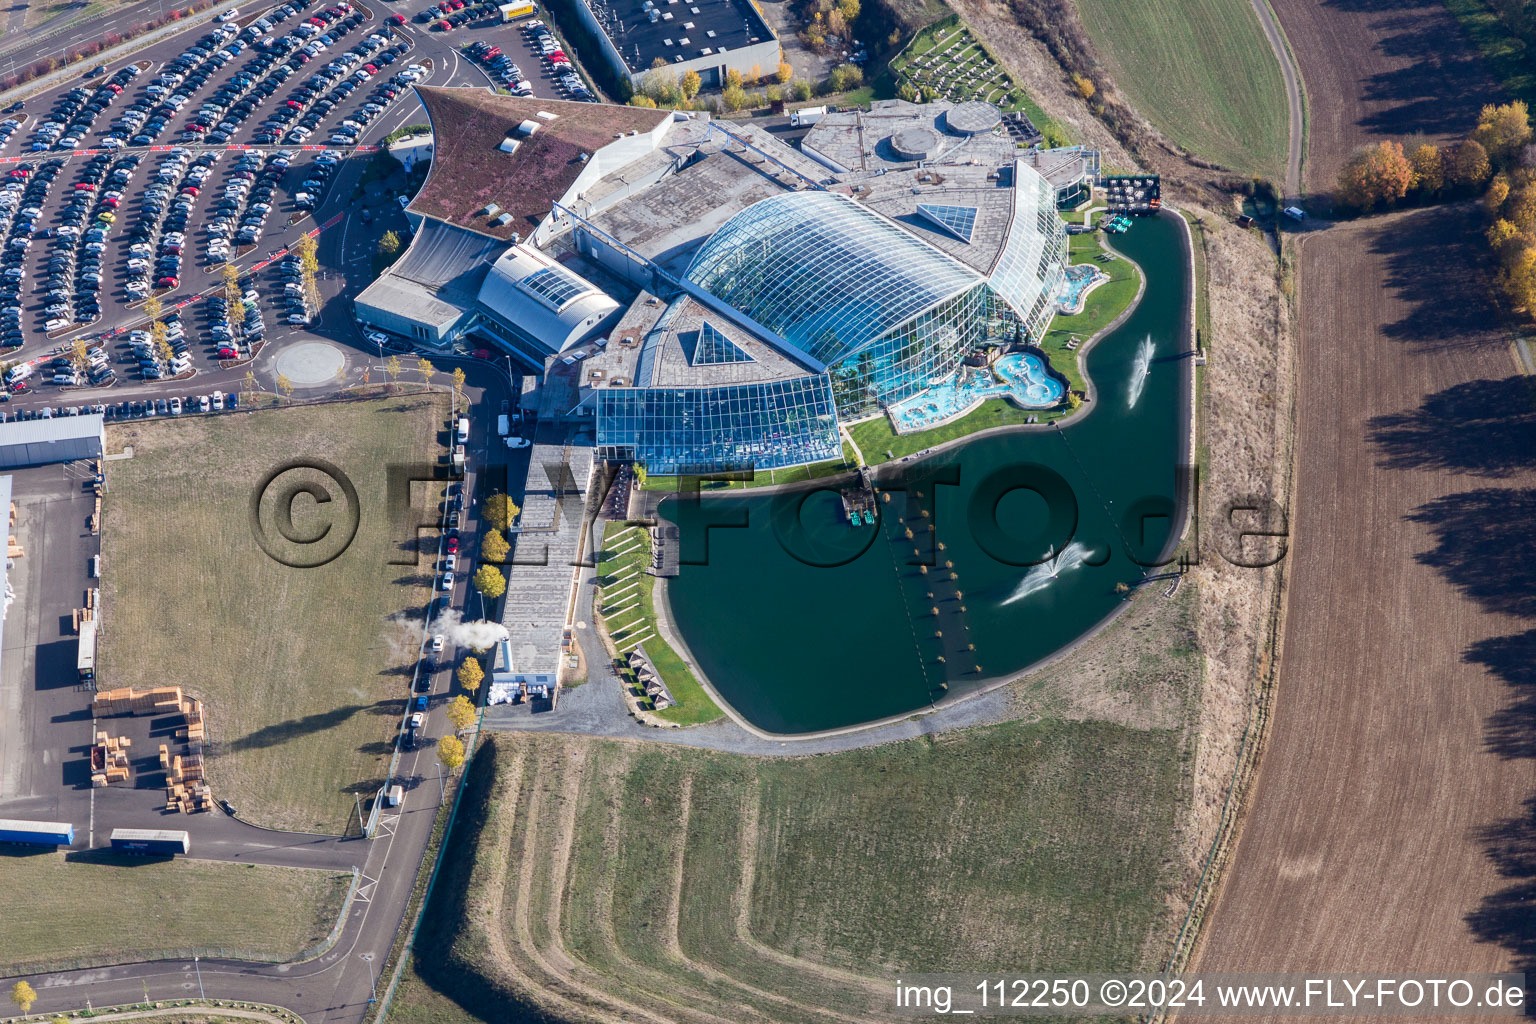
<box><xmin>395</xmin><ymin>712</ymin><xmax>1190</xmax><ymax>1024</ymax></box>
<box><xmin>99</xmin><ymin>395</ymin><xmax>449</xmax><ymax>833</ymax></box>
<box><xmin>1443</xmin><ymin>0</ymin><xmax>1536</xmax><ymax>103</ymax></box>
<box><xmin>593</xmin><ymin>525</ymin><xmax>721</xmax><ymax>725</ymax></box>
<box><xmin>1073</xmin><ymin>0</ymin><xmax>1288</xmax><ymax>179</ymax></box>
<box><xmin>0</xmin><ymin>852</ymin><xmax>350</xmax><ymax>972</ymax></box>
<box><xmin>848</xmin><ymin>227</ymin><xmax>1142</xmax><ymax>463</ymax></box>
<box><xmin>889</xmin><ymin>15</ymin><xmax>1067</xmax><ymax>145</ymax></box>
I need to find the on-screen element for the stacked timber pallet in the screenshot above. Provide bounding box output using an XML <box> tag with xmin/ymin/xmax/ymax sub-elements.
<box><xmin>164</xmin><ymin>751</ymin><xmax>212</xmax><ymax>813</ymax></box>
<box><xmin>91</xmin><ymin>685</ymin><xmax>184</xmax><ymax>718</ymax></box>
<box><xmin>90</xmin><ymin>731</ymin><xmax>131</xmax><ymax>787</ymax></box>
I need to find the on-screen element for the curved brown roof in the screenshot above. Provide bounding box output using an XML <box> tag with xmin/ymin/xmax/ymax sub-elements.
<box><xmin>408</xmin><ymin>86</ymin><xmax>671</xmax><ymax>241</ymax></box>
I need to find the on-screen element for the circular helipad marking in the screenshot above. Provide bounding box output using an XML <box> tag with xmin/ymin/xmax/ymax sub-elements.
<box><xmin>274</xmin><ymin>341</ymin><xmax>346</xmax><ymax>386</ymax></box>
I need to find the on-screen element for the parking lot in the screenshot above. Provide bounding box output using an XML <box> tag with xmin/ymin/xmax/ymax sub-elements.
<box><xmin>0</xmin><ymin>0</ymin><xmax>569</xmax><ymax>420</ymax></box>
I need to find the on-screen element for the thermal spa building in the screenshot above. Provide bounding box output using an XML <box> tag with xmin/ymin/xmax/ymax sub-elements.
<box><xmin>357</xmin><ymin>90</ymin><xmax>1082</xmax><ymax>474</ymax></box>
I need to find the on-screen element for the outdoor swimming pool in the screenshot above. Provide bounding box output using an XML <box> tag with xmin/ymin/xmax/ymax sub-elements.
<box><xmin>1057</xmin><ymin>263</ymin><xmax>1108</xmax><ymax>314</ymax></box>
<box><xmin>889</xmin><ymin>351</ymin><xmax>1066</xmax><ymax>433</ymax></box>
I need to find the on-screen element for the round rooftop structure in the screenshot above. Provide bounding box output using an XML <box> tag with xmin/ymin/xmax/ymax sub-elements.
<box><xmin>890</xmin><ymin>125</ymin><xmax>943</xmax><ymax>162</ymax></box>
<box><xmin>945</xmin><ymin>100</ymin><xmax>1003</xmax><ymax>136</ymax></box>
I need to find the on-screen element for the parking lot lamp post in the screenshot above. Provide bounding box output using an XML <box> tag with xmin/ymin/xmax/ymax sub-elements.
<box><xmin>361</xmin><ymin>953</ymin><xmax>376</xmax><ymax>1004</ymax></box>
<box><xmin>194</xmin><ymin>956</ymin><xmax>205</xmax><ymax>1001</ymax></box>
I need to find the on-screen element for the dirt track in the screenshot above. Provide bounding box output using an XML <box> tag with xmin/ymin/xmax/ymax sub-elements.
<box><xmin>1192</xmin><ymin>0</ymin><xmax>1536</xmax><ymax>1000</ymax></box>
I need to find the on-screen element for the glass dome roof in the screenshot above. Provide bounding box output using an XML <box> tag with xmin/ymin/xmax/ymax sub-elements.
<box><xmin>683</xmin><ymin>191</ymin><xmax>984</xmax><ymax>366</ymax></box>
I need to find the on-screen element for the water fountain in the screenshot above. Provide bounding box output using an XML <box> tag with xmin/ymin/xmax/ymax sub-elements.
<box><xmin>1126</xmin><ymin>335</ymin><xmax>1155</xmax><ymax>410</ymax></box>
<box><xmin>1000</xmin><ymin>541</ymin><xmax>1091</xmax><ymax>605</ymax></box>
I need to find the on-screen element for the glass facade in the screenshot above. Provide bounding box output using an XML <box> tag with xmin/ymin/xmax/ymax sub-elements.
<box><xmin>988</xmin><ymin>160</ymin><xmax>1069</xmax><ymax>342</ymax></box>
<box><xmin>520</xmin><ymin>264</ymin><xmax>594</xmax><ymax>312</ymax></box>
<box><xmin>595</xmin><ymin>375</ymin><xmax>842</xmax><ymax>474</ymax></box>
<box><xmin>599</xmin><ymin>166</ymin><xmax>1068</xmax><ymax>473</ymax></box>
<box><xmin>684</xmin><ymin>191</ymin><xmax>983</xmax><ymax>367</ymax></box>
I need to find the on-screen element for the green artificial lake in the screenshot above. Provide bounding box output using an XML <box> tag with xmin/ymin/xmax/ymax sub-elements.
<box><xmin>662</xmin><ymin>211</ymin><xmax>1192</xmax><ymax>734</ymax></box>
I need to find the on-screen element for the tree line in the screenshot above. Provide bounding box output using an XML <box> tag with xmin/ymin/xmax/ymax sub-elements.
<box><xmin>1333</xmin><ymin>101</ymin><xmax>1536</xmax><ymax>313</ymax></box>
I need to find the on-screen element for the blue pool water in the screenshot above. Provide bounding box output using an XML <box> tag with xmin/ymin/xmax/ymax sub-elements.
<box><xmin>1057</xmin><ymin>263</ymin><xmax>1108</xmax><ymax>314</ymax></box>
<box><xmin>890</xmin><ymin>352</ymin><xmax>1065</xmax><ymax>433</ymax></box>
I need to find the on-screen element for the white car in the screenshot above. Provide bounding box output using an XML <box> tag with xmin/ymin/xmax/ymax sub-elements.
<box><xmin>44</xmin><ymin>318</ymin><xmax>70</xmax><ymax>332</ymax></box>
<box><xmin>439</xmin><ymin>572</ymin><xmax>454</xmax><ymax>590</ymax></box>
<box><xmin>212</xmin><ymin>391</ymin><xmax>224</xmax><ymax>410</ymax></box>
<box><xmin>430</xmin><ymin>634</ymin><xmax>444</xmax><ymax>653</ymax></box>
<box><xmin>443</xmin><ymin>553</ymin><xmax>457</xmax><ymax>573</ymax></box>
<box><xmin>217</xmin><ymin>7</ymin><xmax>239</xmax><ymax>20</ymax></box>
<box><xmin>170</xmin><ymin>396</ymin><xmax>183</xmax><ymax>414</ymax></box>
<box><xmin>506</xmin><ymin>436</ymin><xmax>531</xmax><ymax>448</ymax></box>
<box><xmin>198</xmin><ymin>395</ymin><xmax>210</xmax><ymax>412</ymax></box>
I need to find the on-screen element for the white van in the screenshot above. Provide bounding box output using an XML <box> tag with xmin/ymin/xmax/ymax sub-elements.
<box><xmin>385</xmin><ymin>784</ymin><xmax>403</xmax><ymax>807</ymax></box>
<box><xmin>497</xmin><ymin>413</ymin><xmax>509</xmax><ymax>436</ymax></box>
<box><xmin>455</xmin><ymin>416</ymin><xmax>469</xmax><ymax>443</ymax></box>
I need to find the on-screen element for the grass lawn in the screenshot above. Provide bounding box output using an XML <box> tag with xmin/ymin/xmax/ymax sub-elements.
<box><xmin>593</xmin><ymin>525</ymin><xmax>722</xmax><ymax>725</ymax></box>
<box><xmin>0</xmin><ymin>851</ymin><xmax>350</xmax><ymax>972</ymax></box>
<box><xmin>1074</xmin><ymin>0</ymin><xmax>1288</xmax><ymax>179</ymax></box>
<box><xmin>889</xmin><ymin>17</ymin><xmax>1068</xmax><ymax>146</ymax></box>
<box><xmin>99</xmin><ymin>395</ymin><xmax>449</xmax><ymax>833</ymax></box>
<box><xmin>403</xmin><ymin>713</ymin><xmax>1191</xmax><ymax>1022</ymax></box>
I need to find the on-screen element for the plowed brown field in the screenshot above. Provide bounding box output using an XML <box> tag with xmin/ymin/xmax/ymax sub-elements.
<box><xmin>1281</xmin><ymin>0</ymin><xmax>1498</xmax><ymax>189</ymax></box>
<box><xmin>1192</xmin><ymin>0</ymin><xmax>1536</xmax><ymax>1000</ymax></box>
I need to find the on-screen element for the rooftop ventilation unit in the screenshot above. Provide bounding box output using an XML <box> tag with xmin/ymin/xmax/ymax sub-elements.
<box><xmin>663</xmin><ymin>35</ymin><xmax>673</xmax><ymax>44</ymax></box>
<box><xmin>536</xmin><ymin>110</ymin><xmax>558</xmax><ymax>120</ymax></box>
<box><xmin>662</xmin><ymin>9</ymin><xmax>673</xmax><ymax>18</ymax></box>
<box><xmin>679</xmin><ymin>35</ymin><xmax>690</xmax><ymax>44</ymax></box>
<box><xmin>700</xmin><ymin>45</ymin><xmax>712</xmax><ymax>53</ymax></box>
<box><xmin>517</xmin><ymin>119</ymin><xmax>541</xmax><ymax>135</ymax></box>
<box><xmin>495</xmin><ymin>212</ymin><xmax>514</xmax><ymax>225</ymax></box>
<box><xmin>705</xmin><ymin>27</ymin><xmax>715</xmax><ymax>35</ymax></box>
<box><xmin>484</xmin><ymin>202</ymin><xmax>501</xmax><ymax>216</ymax></box>
<box><xmin>498</xmin><ymin>137</ymin><xmax>520</xmax><ymax>153</ymax></box>
<box><xmin>683</xmin><ymin>20</ymin><xmax>693</xmax><ymax>27</ymax></box>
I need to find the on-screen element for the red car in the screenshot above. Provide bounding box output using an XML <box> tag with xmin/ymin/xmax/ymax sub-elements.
<box><xmin>101</xmin><ymin>196</ymin><xmax>120</xmax><ymax>208</ymax></box>
<box><xmin>436</xmin><ymin>19</ymin><xmax>451</xmax><ymax>29</ymax></box>
<box><xmin>181</xmin><ymin>185</ymin><xmax>199</xmax><ymax>195</ymax></box>
<box><xmin>217</xmin><ymin>346</ymin><xmax>239</xmax><ymax>358</ymax></box>
<box><xmin>9</xmin><ymin>381</ymin><xmax>27</xmax><ymax>394</ymax></box>
<box><xmin>156</xmin><ymin>276</ymin><xmax>179</xmax><ymax>288</ymax></box>
<box><xmin>547</xmin><ymin>50</ymin><xmax>566</xmax><ymax>62</ymax></box>
<box><xmin>8</xmin><ymin>168</ymin><xmax>27</xmax><ymax>179</ymax></box>
<box><xmin>387</xmin><ymin>12</ymin><xmax>405</xmax><ymax>22</ymax></box>
<box><xmin>74</xmin><ymin>182</ymin><xmax>96</xmax><ymax>190</ymax></box>
<box><xmin>446</xmin><ymin>537</ymin><xmax>459</xmax><ymax>553</ymax></box>
<box><xmin>484</xmin><ymin>45</ymin><xmax>501</xmax><ymax>57</ymax></box>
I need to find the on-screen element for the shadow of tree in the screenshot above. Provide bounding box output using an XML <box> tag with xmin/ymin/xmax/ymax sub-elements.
<box><xmin>1410</xmin><ymin>489</ymin><xmax>1536</xmax><ymax>974</ymax></box>
<box><xmin>224</xmin><ymin>703</ymin><xmax>373</xmax><ymax>752</ymax></box>
<box><xmin>1408</xmin><ymin>488</ymin><xmax>1536</xmax><ymax>619</ymax></box>
<box><xmin>1370</xmin><ymin>207</ymin><xmax>1507</xmax><ymax>353</ymax></box>
<box><xmin>1464</xmin><ymin>630</ymin><xmax>1536</xmax><ymax>761</ymax></box>
<box><xmin>1369</xmin><ymin>377</ymin><xmax>1536</xmax><ymax>478</ymax></box>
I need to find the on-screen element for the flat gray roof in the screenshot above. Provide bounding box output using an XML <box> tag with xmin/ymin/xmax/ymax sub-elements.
<box><xmin>0</xmin><ymin>413</ymin><xmax>104</xmax><ymax>448</ymax></box>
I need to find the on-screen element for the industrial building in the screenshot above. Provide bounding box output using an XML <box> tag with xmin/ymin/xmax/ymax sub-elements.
<box><xmin>359</xmin><ymin>89</ymin><xmax>1087</xmax><ymax>474</ymax></box>
<box><xmin>569</xmin><ymin>0</ymin><xmax>779</xmax><ymax>90</ymax></box>
<box><xmin>0</xmin><ymin>414</ymin><xmax>105</xmax><ymax>469</ymax></box>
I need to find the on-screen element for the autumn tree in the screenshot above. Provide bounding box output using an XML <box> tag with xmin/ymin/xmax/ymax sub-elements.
<box><xmin>1335</xmin><ymin>140</ymin><xmax>1413</xmax><ymax>211</ymax></box>
<box><xmin>10</xmin><ymin>981</ymin><xmax>36</xmax><ymax>1016</ymax></box>
<box><xmin>1409</xmin><ymin>143</ymin><xmax>1445</xmax><ymax>194</ymax></box>
<box><xmin>243</xmin><ymin>369</ymin><xmax>259</xmax><ymax>402</ymax></box>
<box><xmin>295</xmin><ymin>233</ymin><xmax>320</xmax><ymax>309</ymax></box>
<box><xmin>143</xmin><ymin>293</ymin><xmax>163</xmax><ymax>323</ymax></box>
<box><xmin>416</xmin><ymin>356</ymin><xmax>435</xmax><ymax>386</ymax></box>
<box><xmin>385</xmin><ymin>354</ymin><xmax>403</xmax><ymax>389</ymax></box>
<box><xmin>70</xmin><ymin>338</ymin><xmax>90</xmax><ymax>376</ymax></box>
<box><xmin>451</xmin><ymin>366</ymin><xmax>466</xmax><ymax>408</ymax></box>
<box><xmin>1449</xmin><ymin>139</ymin><xmax>1493</xmax><ymax>190</ymax></box>
<box><xmin>437</xmin><ymin>733</ymin><xmax>465</xmax><ymax>772</ymax></box>
<box><xmin>1071</xmin><ymin>73</ymin><xmax>1095</xmax><ymax>101</ymax></box>
<box><xmin>445</xmin><ymin>694</ymin><xmax>477</xmax><ymax>731</ymax></box>
<box><xmin>1498</xmin><ymin>242</ymin><xmax>1536</xmax><ymax>311</ymax></box>
<box><xmin>481</xmin><ymin>528</ymin><xmax>509</xmax><ymax>563</ymax></box>
<box><xmin>629</xmin><ymin>94</ymin><xmax>658</xmax><ymax>108</ymax></box>
<box><xmin>378</xmin><ymin>230</ymin><xmax>402</xmax><ymax>256</ymax></box>
<box><xmin>776</xmin><ymin>61</ymin><xmax>792</xmax><ymax>84</ymax></box>
<box><xmin>1472</xmin><ymin>101</ymin><xmax>1532</xmax><ymax>166</ymax></box>
<box><xmin>680</xmin><ymin>69</ymin><xmax>701</xmax><ymax>99</ymax></box>
<box><xmin>482</xmin><ymin>492</ymin><xmax>520</xmax><ymax>530</ymax></box>
<box><xmin>457</xmin><ymin>655</ymin><xmax>484</xmax><ymax>694</ymax></box>
<box><xmin>827</xmin><ymin>62</ymin><xmax>863</xmax><ymax>93</ymax></box>
<box><xmin>725</xmin><ymin>67</ymin><xmax>743</xmax><ymax>90</ymax></box>
<box><xmin>473</xmin><ymin>563</ymin><xmax>507</xmax><ymax>598</ymax></box>
<box><xmin>152</xmin><ymin>320</ymin><xmax>173</xmax><ymax>366</ymax></box>
<box><xmin>276</xmin><ymin>372</ymin><xmax>294</xmax><ymax>397</ymax></box>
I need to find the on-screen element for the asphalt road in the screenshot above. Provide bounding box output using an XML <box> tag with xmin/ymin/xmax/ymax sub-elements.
<box><xmin>0</xmin><ymin>0</ymin><xmax>543</xmax><ymax>1015</ymax></box>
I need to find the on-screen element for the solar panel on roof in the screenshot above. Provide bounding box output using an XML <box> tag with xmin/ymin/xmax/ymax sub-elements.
<box><xmin>690</xmin><ymin>320</ymin><xmax>754</xmax><ymax>365</ymax></box>
<box><xmin>519</xmin><ymin>265</ymin><xmax>589</xmax><ymax>310</ymax></box>
<box><xmin>915</xmin><ymin>203</ymin><xmax>978</xmax><ymax>243</ymax></box>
